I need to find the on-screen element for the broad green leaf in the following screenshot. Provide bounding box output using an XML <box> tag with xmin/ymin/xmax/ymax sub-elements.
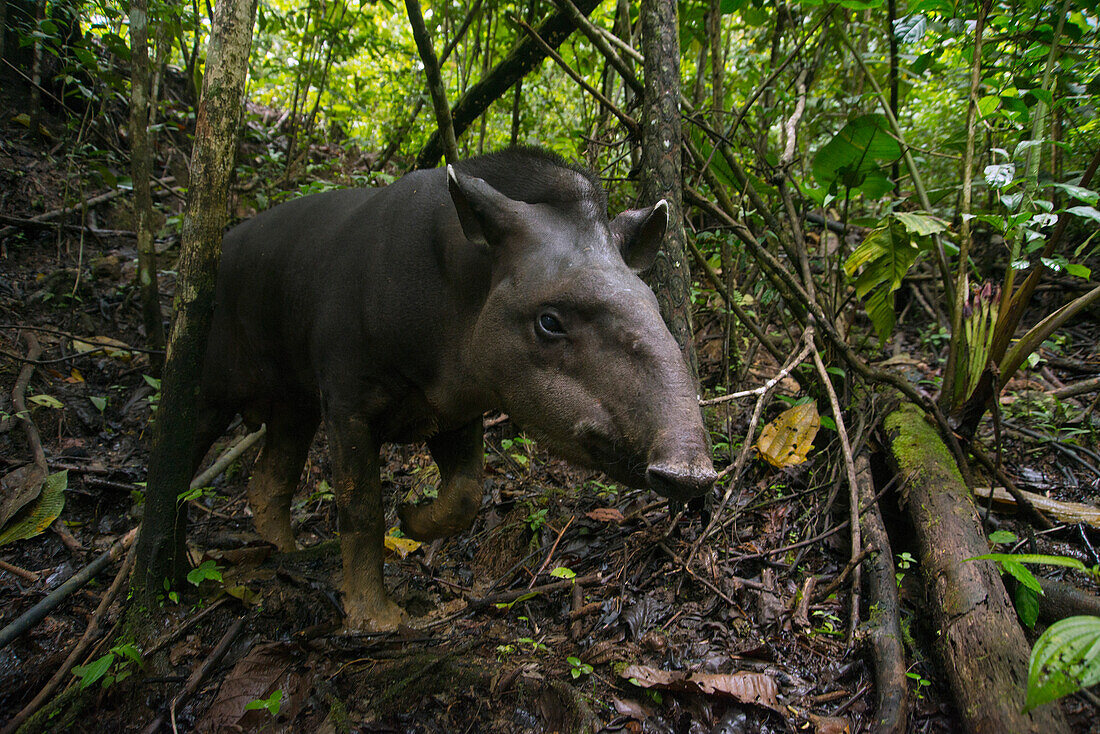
<box><xmin>894</xmin><ymin>212</ymin><xmax>948</xmax><ymax>236</ymax></box>
<box><xmin>72</xmin><ymin>653</ymin><xmax>114</xmax><ymax>689</ymax></box>
<box><xmin>813</xmin><ymin>114</ymin><xmax>902</xmax><ymax>191</ymax></box>
<box><xmin>988</xmin><ymin>530</ymin><xmax>1018</xmax><ymax>544</ymax></box>
<box><xmin>977</xmin><ymin>95</ymin><xmax>1001</xmax><ymax>117</ymax></box>
<box><xmin>1026</xmin><ymin>616</ymin><xmax>1100</xmax><ymax>711</ymax></box>
<box><xmin>1047</xmin><ymin>183</ymin><xmax>1099</xmax><ymax>206</ymax></box>
<box><xmin>0</xmin><ymin>471</ymin><xmax>67</xmax><ymax>546</ymax></box>
<box><xmin>1064</xmin><ymin>263</ymin><xmax>1091</xmax><ymax>279</ymax></box>
<box><xmin>984</xmin><ymin>163</ymin><xmax>1016</xmax><ymax>189</ymax></box>
<box><xmin>1067</xmin><ymin>205</ymin><xmax>1100</xmax><ymax>224</ymax></box>
<box><xmin>844</xmin><ymin>218</ymin><xmax>930</xmax><ymax>341</ymax></box>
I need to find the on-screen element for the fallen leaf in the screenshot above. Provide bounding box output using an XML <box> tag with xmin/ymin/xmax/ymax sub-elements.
<box><xmin>757</xmin><ymin>401</ymin><xmax>820</xmax><ymax>467</ymax></box>
<box><xmin>71</xmin><ymin>336</ymin><xmax>135</xmax><ymax>361</ymax></box>
<box><xmin>622</xmin><ymin>664</ymin><xmax>781</xmax><ymax>713</ymax></box>
<box><xmin>0</xmin><ymin>464</ymin><xmax>47</xmax><ymax>528</ymax></box>
<box><xmin>612</xmin><ymin>697</ymin><xmax>652</xmax><ymax>720</ymax></box>
<box><xmin>384</xmin><ymin>531</ymin><xmax>421</xmax><ymax>559</ymax></box>
<box><xmin>0</xmin><ymin>471</ymin><xmax>67</xmax><ymax>546</ymax></box>
<box><xmin>586</xmin><ymin>507</ymin><xmax>625</xmax><ymax>524</ymax></box>
<box><xmin>809</xmin><ymin>713</ymin><xmax>851</xmax><ymax>734</ymax></box>
<box><xmin>28</xmin><ymin>394</ymin><xmax>63</xmax><ymax>409</ymax></box>
<box><xmin>196</xmin><ymin>643</ymin><xmax>310</xmax><ymax>733</ymax></box>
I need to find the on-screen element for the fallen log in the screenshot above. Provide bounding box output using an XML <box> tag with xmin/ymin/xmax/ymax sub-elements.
<box><xmin>884</xmin><ymin>402</ymin><xmax>1069</xmax><ymax>733</ymax></box>
<box><xmin>856</xmin><ymin>452</ymin><xmax>907</xmax><ymax>734</ymax></box>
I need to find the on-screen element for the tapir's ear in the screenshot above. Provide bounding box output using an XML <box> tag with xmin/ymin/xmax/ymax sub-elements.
<box><xmin>447</xmin><ymin>165</ymin><xmax>521</xmax><ymax>248</ymax></box>
<box><xmin>610</xmin><ymin>199</ymin><xmax>668</xmax><ymax>272</ymax></box>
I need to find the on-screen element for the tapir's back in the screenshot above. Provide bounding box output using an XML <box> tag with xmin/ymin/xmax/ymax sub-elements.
<box><xmin>201</xmin><ymin>170</ymin><xmax>457</xmax><ymax>412</ymax></box>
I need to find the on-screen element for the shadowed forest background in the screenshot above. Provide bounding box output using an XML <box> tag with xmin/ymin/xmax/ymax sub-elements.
<box><xmin>1</xmin><ymin>0</ymin><xmax>1099</xmax><ymax>731</ymax></box>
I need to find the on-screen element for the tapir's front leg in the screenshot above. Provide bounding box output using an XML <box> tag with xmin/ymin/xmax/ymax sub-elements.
<box><xmin>325</xmin><ymin>410</ymin><xmax>407</xmax><ymax>631</ymax></box>
<box><xmin>399</xmin><ymin>419</ymin><xmax>484</xmax><ymax>540</ymax></box>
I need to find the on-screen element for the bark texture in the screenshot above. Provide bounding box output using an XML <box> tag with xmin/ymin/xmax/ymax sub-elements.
<box><xmin>415</xmin><ymin>0</ymin><xmax>601</xmax><ymax>169</ymax></box>
<box><xmin>884</xmin><ymin>402</ymin><xmax>1069</xmax><ymax>734</ymax></box>
<box><xmin>130</xmin><ymin>0</ymin><xmax>166</xmax><ymax>370</ymax></box>
<box><xmin>639</xmin><ymin>0</ymin><xmax>698</xmax><ymax>384</ymax></box>
<box><xmin>856</xmin><ymin>452</ymin><xmax>907</xmax><ymax>734</ymax></box>
<box><xmin>132</xmin><ymin>0</ymin><xmax>258</xmax><ymax>599</ymax></box>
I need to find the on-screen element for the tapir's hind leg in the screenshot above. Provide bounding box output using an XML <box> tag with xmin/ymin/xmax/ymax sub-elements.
<box><xmin>399</xmin><ymin>419</ymin><xmax>484</xmax><ymax>541</ymax></box>
<box><xmin>246</xmin><ymin>404</ymin><xmax>320</xmax><ymax>552</ymax></box>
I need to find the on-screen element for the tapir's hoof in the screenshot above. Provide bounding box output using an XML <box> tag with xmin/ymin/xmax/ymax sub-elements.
<box><xmin>343</xmin><ymin>597</ymin><xmax>409</xmax><ymax>633</ymax></box>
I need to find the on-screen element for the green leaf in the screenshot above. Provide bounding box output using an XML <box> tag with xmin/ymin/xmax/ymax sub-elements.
<box><xmin>977</xmin><ymin>95</ymin><xmax>1001</xmax><ymax>117</ymax></box>
<box><xmin>89</xmin><ymin>396</ymin><xmax>107</xmax><ymax>412</ymax></box>
<box><xmin>72</xmin><ymin>653</ymin><xmax>114</xmax><ymax>689</ymax></box>
<box><xmin>29</xmin><ymin>394</ymin><xmax>63</xmax><ymax>409</ymax></box>
<box><xmin>1064</xmin><ymin>263</ymin><xmax>1090</xmax><ymax>279</ymax></box>
<box><xmin>549</xmin><ymin>566</ymin><xmax>576</xmax><ymax>580</ymax></box>
<box><xmin>893</xmin><ymin>212</ymin><xmax>948</xmax><ymax>237</ymax></box>
<box><xmin>1047</xmin><ymin>183</ymin><xmax>1099</xmax><ymax>206</ymax></box>
<box><xmin>844</xmin><ymin>219</ymin><xmax>929</xmax><ymax>342</ymax></box>
<box><xmin>813</xmin><ymin>115</ymin><xmax>902</xmax><ymax>191</ymax></box>
<box><xmin>1026</xmin><ymin>616</ymin><xmax>1100</xmax><ymax>712</ymax></box>
<box><xmin>0</xmin><ymin>471</ymin><xmax>67</xmax><ymax>546</ymax></box>
<box><xmin>988</xmin><ymin>530</ymin><xmax>1018</xmax><ymax>545</ymax></box>
<box><xmin>244</xmin><ymin>689</ymin><xmax>284</xmax><ymax>716</ymax></box>
<box><xmin>1067</xmin><ymin>205</ymin><xmax>1100</xmax><ymax>224</ymax></box>
<box><xmin>1016</xmin><ymin>584</ymin><xmax>1040</xmax><ymax>628</ymax></box>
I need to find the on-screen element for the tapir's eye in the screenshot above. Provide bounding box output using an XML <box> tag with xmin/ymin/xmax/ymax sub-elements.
<box><xmin>536</xmin><ymin>311</ymin><xmax>566</xmax><ymax>338</ymax></box>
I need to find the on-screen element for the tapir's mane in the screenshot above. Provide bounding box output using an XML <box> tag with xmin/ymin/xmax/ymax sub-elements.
<box><xmin>454</xmin><ymin>147</ymin><xmax>608</xmax><ymax>219</ymax></box>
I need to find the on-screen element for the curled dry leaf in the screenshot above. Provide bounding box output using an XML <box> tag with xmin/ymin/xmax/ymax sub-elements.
<box><xmin>757</xmin><ymin>401</ymin><xmax>820</xmax><ymax>468</ymax></box>
<box><xmin>622</xmin><ymin>664</ymin><xmax>781</xmax><ymax>713</ymax></box>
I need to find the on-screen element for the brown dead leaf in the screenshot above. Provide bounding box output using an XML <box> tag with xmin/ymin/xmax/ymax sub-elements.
<box><xmin>196</xmin><ymin>643</ymin><xmax>311</xmax><ymax>733</ymax></box>
<box><xmin>622</xmin><ymin>665</ymin><xmax>781</xmax><ymax>713</ymax></box>
<box><xmin>690</xmin><ymin>672</ymin><xmax>780</xmax><ymax>711</ymax></box>
<box><xmin>612</xmin><ymin>697</ymin><xmax>652</xmax><ymax>721</ymax></box>
<box><xmin>757</xmin><ymin>401</ymin><xmax>820</xmax><ymax>468</ymax></box>
<box><xmin>809</xmin><ymin>713</ymin><xmax>851</xmax><ymax>734</ymax></box>
<box><xmin>585</xmin><ymin>507</ymin><xmax>625</xmax><ymax>524</ymax></box>
<box><xmin>0</xmin><ymin>464</ymin><xmax>47</xmax><ymax>529</ymax></box>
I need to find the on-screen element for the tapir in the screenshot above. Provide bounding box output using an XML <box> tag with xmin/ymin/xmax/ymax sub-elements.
<box><xmin>193</xmin><ymin>148</ymin><xmax>717</xmax><ymax>631</ymax></box>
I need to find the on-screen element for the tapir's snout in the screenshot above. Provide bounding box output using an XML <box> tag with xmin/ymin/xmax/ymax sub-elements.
<box><xmin>646</xmin><ymin>460</ymin><xmax>717</xmax><ymax>500</ymax></box>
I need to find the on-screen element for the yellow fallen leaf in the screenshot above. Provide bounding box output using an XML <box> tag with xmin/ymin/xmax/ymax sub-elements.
<box><xmin>757</xmin><ymin>401</ymin><xmax>820</xmax><ymax>468</ymax></box>
<box><xmin>384</xmin><ymin>531</ymin><xmax>421</xmax><ymax>559</ymax></box>
<box><xmin>67</xmin><ymin>368</ymin><xmax>84</xmax><ymax>383</ymax></box>
<box><xmin>71</xmin><ymin>336</ymin><xmax>135</xmax><ymax>361</ymax></box>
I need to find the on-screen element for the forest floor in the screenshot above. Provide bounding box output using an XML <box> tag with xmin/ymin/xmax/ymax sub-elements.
<box><xmin>2</xmin><ymin>82</ymin><xmax>1100</xmax><ymax>734</ymax></box>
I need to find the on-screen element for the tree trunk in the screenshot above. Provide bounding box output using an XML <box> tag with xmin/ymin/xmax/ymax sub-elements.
<box><xmin>884</xmin><ymin>402</ymin><xmax>1070</xmax><ymax>734</ymax></box>
<box><xmin>415</xmin><ymin>0</ymin><xmax>600</xmax><ymax>169</ymax></box>
<box><xmin>405</xmin><ymin>0</ymin><xmax>459</xmax><ymax>163</ymax></box>
<box><xmin>131</xmin><ymin>0</ymin><xmax>258</xmax><ymax>603</ymax></box>
<box><xmin>130</xmin><ymin>0</ymin><xmax>166</xmax><ymax>373</ymax></box>
<box><xmin>639</xmin><ymin>0</ymin><xmax>698</xmax><ymax>385</ymax></box>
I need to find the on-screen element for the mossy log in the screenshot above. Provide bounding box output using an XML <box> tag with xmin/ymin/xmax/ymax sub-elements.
<box><xmin>884</xmin><ymin>402</ymin><xmax>1069</xmax><ymax>734</ymax></box>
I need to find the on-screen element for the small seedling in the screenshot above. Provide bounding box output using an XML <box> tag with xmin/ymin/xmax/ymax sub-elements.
<box><xmin>186</xmin><ymin>560</ymin><xmax>223</xmax><ymax>587</ymax></box>
<box><xmin>71</xmin><ymin>643</ymin><xmax>142</xmax><ymax>690</ymax></box>
<box><xmin>245</xmin><ymin>689</ymin><xmax>284</xmax><ymax>717</ymax></box>
<box><xmin>567</xmin><ymin>656</ymin><xmax>593</xmax><ymax>679</ymax></box>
